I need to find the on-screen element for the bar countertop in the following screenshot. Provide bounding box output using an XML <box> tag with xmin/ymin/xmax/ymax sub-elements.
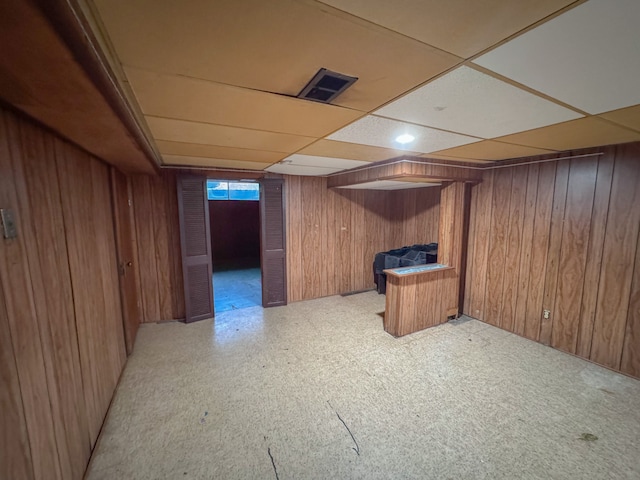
<box><xmin>383</xmin><ymin>263</ymin><xmax>454</xmax><ymax>278</ymax></box>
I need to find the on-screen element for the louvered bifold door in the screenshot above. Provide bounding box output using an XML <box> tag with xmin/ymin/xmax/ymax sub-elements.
<box><xmin>177</xmin><ymin>175</ymin><xmax>214</xmax><ymax>322</ymax></box>
<box><xmin>260</xmin><ymin>178</ymin><xmax>287</xmax><ymax>307</ymax></box>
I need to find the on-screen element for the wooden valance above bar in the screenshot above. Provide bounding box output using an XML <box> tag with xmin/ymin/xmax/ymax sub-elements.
<box><xmin>327</xmin><ymin>156</ymin><xmax>482</xmax><ymax>189</ymax></box>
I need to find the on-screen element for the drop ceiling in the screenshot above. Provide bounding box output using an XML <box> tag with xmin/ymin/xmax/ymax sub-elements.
<box><xmin>81</xmin><ymin>0</ymin><xmax>640</xmax><ymax>180</ymax></box>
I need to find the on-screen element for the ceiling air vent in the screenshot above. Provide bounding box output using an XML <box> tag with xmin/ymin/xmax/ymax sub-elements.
<box><xmin>297</xmin><ymin>68</ymin><xmax>358</xmax><ymax>104</ymax></box>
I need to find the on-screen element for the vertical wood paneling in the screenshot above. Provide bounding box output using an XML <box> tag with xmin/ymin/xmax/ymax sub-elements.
<box><xmin>0</xmin><ymin>106</ymin><xmax>127</xmax><ymax>479</ymax></box>
<box><xmin>334</xmin><ymin>189</ymin><xmax>351</xmax><ymax>293</ymax></box>
<box><xmin>466</xmin><ymin>171</ymin><xmax>494</xmax><ymax>321</ymax></box>
<box><xmin>153</xmin><ymin>175</ymin><xmax>173</xmax><ymax>319</ymax></box>
<box><xmin>484</xmin><ymin>168</ymin><xmax>512</xmax><ymax>327</ymax></box>
<box><xmin>0</xmin><ymin>110</ymin><xmax>62</xmax><ymax>480</ymax></box>
<box><xmin>165</xmin><ymin>174</ymin><xmax>185</xmax><ymax>319</ymax></box>
<box><xmin>513</xmin><ymin>164</ymin><xmax>539</xmax><ymax>336</ymax></box>
<box><xmin>111</xmin><ymin>168</ymin><xmax>142</xmax><ymax>355</ymax></box>
<box><xmin>621</xmin><ymin>228</ymin><xmax>640</xmax><ymax>377</ymax></box>
<box><xmin>523</xmin><ymin>161</ymin><xmax>556</xmax><ymax>341</ymax></box>
<box><xmin>388</xmin><ymin>191</ymin><xmax>404</xmax><ymax>249</ymax></box>
<box><xmin>324</xmin><ymin>188</ymin><xmax>336</xmax><ymax>297</ymax></box>
<box><xmin>57</xmin><ymin>144</ymin><xmax>126</xmax><ymax>447</ymax></box>
<box><xmin>551</xmin><ymin>157</ymin><xmax>598</xmax><ymax>353</ymax></box>
<box><xmin>90</xmin><ymin>160</ymin><xmax>126</xmax><ymax>384</ymax></box>
<box><xmin>19</xmin><ymin>123</ymin><xmax>89</xmax><ymax>480</ymax></box>
<box><xmin>0</xmin><ymin>279</ymin><xmax>33</xmax><ymax>480</ymax></box>
<box><xmin>286</xmin><ymin>176</ymin><xmax>303</xmax><ymax>302</ymax></box>
<box><xmin>131</xmin><ymin>177</ymin><xmax>160</xmax><ymax>322</ymax></box>
<box><xmin>384</xmin><ymin>268</ymin><xmax>457</xmax><ymax>337</ymax></box>
<box><xmin>576</xmin><ymin>150</ymin><xmax>614</xmax><ymax>358</ymax></box>
<box><xmin>464</xmin><ymin>145</ymin><xmax>640</xmax><ymax>379</ymax></box>
<box><xmin>128</xmin><ymin>174</ymin><xmax>184</xmax><ymax>322</ymax></box>
<box><xmin>402</xmin><ymin>189</ymin><xmax>418</xmax><ymax>243</ymax></box>
<box><xmin>501</xmin><ymin>166</ymin><xmax>528</xmax><ymax>331</ymax></box>
<box><xmin>350</xmin><ymin>190</ymin><xmax>365</xmax><ymax>290</ymax></box>
<box><xmin>540</xmin><ymin>159</ymin><xmax>570</xmax><ymax>345</ymax></box>
<box><xmin>302</xmin><ymin>177</ymin><xmax>323</xmax><ymax>299</ymax></box>
<box><xmin>591</xmin><ymin>144</ymin><xmax>640</xmax><ymax>369</ymax></box>
<box><xmin>285</xmin><ymin>177</ymin><xmax>440</xmax><ymax>302</ymax></box>
<box><xmin>413</xmin><ymin>188</ymin><xmax>440</xmax><ymax>250</ymax></box>
<box><xmin>463</xmin><ymin>181</ymin><xmax>478</xmax><ymax>316</ymax></box>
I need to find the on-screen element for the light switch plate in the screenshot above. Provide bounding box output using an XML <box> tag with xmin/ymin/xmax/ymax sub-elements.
<box><xmin>1</xmin><ymin>208</ymin><xmax>18</xmax><ymax>239</ymax></box>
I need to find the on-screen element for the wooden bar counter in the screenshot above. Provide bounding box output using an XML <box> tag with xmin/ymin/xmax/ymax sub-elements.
<box><xmin>383</xmin><ymin>263</ymin><xmax>458</xmax><ymax>337</ymax></box>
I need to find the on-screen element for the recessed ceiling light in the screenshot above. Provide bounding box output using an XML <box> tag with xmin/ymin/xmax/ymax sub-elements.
<box><xmin>395</xmin><ymin>133</ymin><xmax>415</xmax><ymax>144</ymax></box>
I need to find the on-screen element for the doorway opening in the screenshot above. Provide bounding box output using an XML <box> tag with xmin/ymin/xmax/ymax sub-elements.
<box><xmin>207</xmin><ymin>180</ymin><xmax>262</xmax><ymax>313</ymax></box>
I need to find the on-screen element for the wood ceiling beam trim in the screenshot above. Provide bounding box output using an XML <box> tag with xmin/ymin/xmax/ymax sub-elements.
<box><xmin>31</xmin><ymin>0</ymin><xmax>161</xmax><ymax>173</ymax></box>
<box><xmin>327</xmin><ymin>158</ymin><xmax>481</xmax><ymax>188</ymax></box>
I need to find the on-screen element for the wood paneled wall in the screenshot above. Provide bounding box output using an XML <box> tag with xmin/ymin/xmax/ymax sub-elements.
<box><xmin>127</xmin><ymin>173</ymin><xmax>440</xmax><ymax>314</ymax></box>
<box><xmin>464</xmin><ymin>145</ymin><xmax>640</xmax><ymax>378</ymax></box>
<box><xmin>0</xmin><ymin>106</ymin><xmax>126</xmax><ymax>479</ymax></box>
<box><xmin>129</xmin><ymin>173</ymin><xmax>185</xmax><ymax>322</ymax></box>
<box><xmin>286</xmin><ymin>176</ymin><xmax>440</xmax><ymax>302</ymax></box>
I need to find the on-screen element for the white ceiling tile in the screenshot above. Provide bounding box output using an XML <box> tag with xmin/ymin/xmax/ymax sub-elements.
<box><xmin>282</xmin><ymin>154</ymin><xmax>371</xmax><ymax>169</ymax></box>
<box><xmin>265</xmin><ymin>164</ymin><xmax>342</xmax><ymax>176</ymax></box>
<box><xmin>473</xmin><ymin>0</ymin><xmax>640</xmax><ymax>114</ymax></box>
<box><xmin>337</xmin><ymin>180</ymin><xmax>440</xmax><ymax>190</ymax></box>
<box><xmin>327</xmin><ymin>115</ymin><xmax>480</xmax><ymax>153</ymax></box>
<box><xmin>375</xmin><ymin>66</ymin><xmax>582</xmax><ymax>138</ymax></box>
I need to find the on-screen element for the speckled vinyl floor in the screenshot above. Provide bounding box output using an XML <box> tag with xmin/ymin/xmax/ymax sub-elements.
<box><xmin>87</xmin><ymin>292</ymin><xmax>640</xmax><ymax>480</ymax></box>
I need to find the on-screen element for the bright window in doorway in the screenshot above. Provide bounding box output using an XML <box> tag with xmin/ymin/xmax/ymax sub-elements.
<box><xmin>207</xmin><ymin>181</ymin><xmax>259</xmax><ymax>201</ymax></box>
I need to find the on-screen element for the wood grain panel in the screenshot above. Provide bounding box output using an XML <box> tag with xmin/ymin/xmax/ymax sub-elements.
<box><xmin>500</xmin><ymin>166</ymin><xmax>528</xmax><ymax>331</ymax></box>
<box><xmin>621</xmin><ymin>228</ymin><xmax>640</xmax><ymax>377</ymax></box>
<box><xmin>576</xmin><ymin>150</ymin><xmax>614</xmax><ymax>358</ymax></box>
<box><xmin>130</xmin><ymin>176</ymin><xmax>160</xmax><ymax>322</ymax></box>
<box><xmin>384</xmin><ymin>268</ymin><xmax>457</xmax><ymax>337</ymax></box>
<box><xmin>301</xmin><ymin>178</ymin><xmax>323</xmax><ymax>299</ymax></box>
<box><xmin>463</xmin><ymin>182</ymin><xmax>478</xmax><ymax>316</ymax></box>
<box><xmin>539</xmin><ymin>159</ymin><xmax>570</xmax><ymax>345</ymax></box>
<box><xmin>286</xmin><ymin>176</ymin><xmax>440</xmax><ymax>302</ymax></box>
<box><xmin>128</xmin><ymin>173</ymin><xmax>185</xmax><ymax>322</ymax></box>
<box><xmin>591</xmin><ymin>144</ymin><xmax>640</xmax><ymax>369</ymax></box>
<box><xmin>0</xmin><ymin>265</ymin><xmax>34</xmax><ymax>480</ymax></box>
<box><xmin>0</xmin><ymin>105</ymin><xmax>128</xmax><ymax>479</ymax></box>
<box><xmin>513</xmin><ymin>164</ymin><xmax>539</xmax><ymax>336</ymax></box>
<box><xmin>332</xmin><ymin>189</ymin><xmax>351</xmax><ymax>293</ymax></box>
<box><xmin>484</xmin><ymin>168</ymin><xmax>512</xmax><ymax>327</ymax></box>
<box><xmin>111</xmin><ymin>168</ymin><xmax>143</xmax><ymax>355</ymax></box>
<box><xmin>414</xmin><ymin>188</ymin><xmax>440</xmax><ymax>248</ymax></box>
<box><xmin>463</xmin><ymin>144</ymin><xmax>640</xmax><ymax>380</ymax></box>
<box><xmin>466</xmin><ymin>170</ymin><xmax>494</xmax><ymax>321</ymax></box>
<box><xmin>286</xmin><ymin>175</ymin><xmax>303</xmax><ymax>302</ymax></box>
<box><xmin>152</xmin><ymin>175</ymin><xmax>173</xmax><ymax>319</ymax></box>
<box><xmin>387</xmin><ymin>191</ymin><xmax>404</xmax><ymax>249</ymax></box>
<box><xmin>0</xmin><ymin>0</ymin><xmax>156</xmax><ymax>174</ymax></box>
<box><xmin>165</xmin><ymin>174</ymin><xmax>185</xmax><ymax>319</ymax></box>
<box><xmin>89</xmin><ymin>159</ymin><xmax>127</xmax><ymax>385</ymax></box>
<box><xmin>523</xmin><ymin>161</ymin><xmax>556</xmax><ymax>341</ymax></box>
<box><xmin>327</xmin><ymin>158</ymin><xmax>481</xmax><ymax>188</ymax></box>
<box><xmin>56</xmin><ymin>144</ymin><xmax>126</xmax><ymax>447</ymax></box>
<box><xmin>19</xmin><ymin>120</ymin><xmax>90</xmax><ymax>480</ymax></box>
<box><xmin>0</xmin><ymin>109</ymin><xmax>62</xmax><ymax>480</ymax></box>
<box><xmin>551</xmin><ymin>157</ymin><xmax>598</xmax><ymax>353</ymax></box>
